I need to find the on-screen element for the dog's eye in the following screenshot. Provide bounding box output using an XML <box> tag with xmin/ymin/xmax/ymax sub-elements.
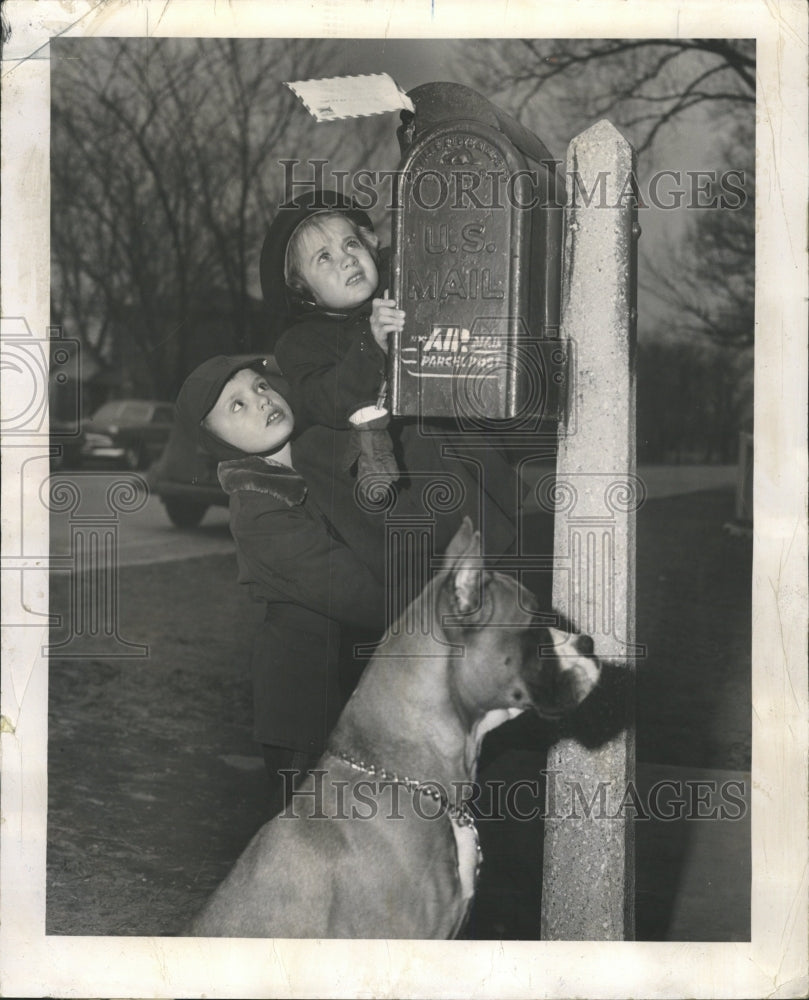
<box><xmin>512</xmin><ymin>689</ymin><xmax>523</xmax><ymax>701</ymax></box>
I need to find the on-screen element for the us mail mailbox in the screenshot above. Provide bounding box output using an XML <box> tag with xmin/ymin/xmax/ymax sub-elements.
<box><xmin>390</xmin><ymin>82</ymin><xmax>565</xmax><ymax>422</ymax></box>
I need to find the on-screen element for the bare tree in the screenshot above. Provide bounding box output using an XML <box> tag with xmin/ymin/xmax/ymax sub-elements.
<box><xmin>637</xmin><ymin>332</ymin><xmax>752</xmax><ymax>463</ymax></box>
<box><xmin>642</xmin><ymin>113</ymin><xmax>754</xmax><ymax>350</ymax></box>
<box><xmin>51</xmin><ymin>37</ymin><xmax>389</xmax><ymax>398</ymax></box>
<box><xmin>464</xmin><ymin>38</ymin><xmax>754</xmax><ymax>153</ymax></box>
<box><xmin>461</xmin><ymin>38</ymin><xmax>755</xmax><ymax>463</ymax></box>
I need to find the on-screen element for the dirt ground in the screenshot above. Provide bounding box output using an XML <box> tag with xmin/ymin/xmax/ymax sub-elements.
<box><xmin>45</xmin><ymin>487</ymin><xmax>751</xmax><ymax>939</ymax></box>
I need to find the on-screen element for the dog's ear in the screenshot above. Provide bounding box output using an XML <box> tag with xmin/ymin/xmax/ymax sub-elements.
<box><xmin>444</xmin><ymin>517</ymin><xmax>475</xmax><ymax>560</ymax></box>
<box><xmin>451</xmin><ymin>527</ymin><xmax>483</xmax><ymax>614</ymax></box>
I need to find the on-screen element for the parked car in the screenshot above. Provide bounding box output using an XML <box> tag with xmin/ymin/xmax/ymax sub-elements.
<box><xmin>149</xmin><ymin>420</ymin><xmax>227</xmax><ymax>527</ymax></box>
<box><xmin>50</xmin><ymin>417</ymin><xmax>86</xmax><ymax>470</ymax></box>
<box><xmin>150</xmin><ymin>355</ymin><xmax>279</xmax><ymax>528</ymax></box>
<box><xmin>81</xmin><ymin>399</ymin><xmax>175</xmax><ymax>470</ymax></box>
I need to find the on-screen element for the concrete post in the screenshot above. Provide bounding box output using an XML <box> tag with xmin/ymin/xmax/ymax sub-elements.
<box><xmin>540</xmin><ymin>120</ymin><xmax>640</xmax><ymax>940</ymax></box>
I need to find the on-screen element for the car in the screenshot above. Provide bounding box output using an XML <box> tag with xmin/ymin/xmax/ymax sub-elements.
<box><xmin>81</xmin><ymin>398</ymin><xmax>175</xmax><ymax>470</ymax></box>
<box><xmin>148</xmin><ymin>420</ymin><xmax>227</xmax><ymax>527</ymax></box>
<box><xmin>50</xmin><ymin>417</ymin><xmax>86</xmax><ymax>470</ymax></box>
<box><xmin>150</xmin><ymin>355</ymin><xmax>280</xmax><ymax>528</ymax></box>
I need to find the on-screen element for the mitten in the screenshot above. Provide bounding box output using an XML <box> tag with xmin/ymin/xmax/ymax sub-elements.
<box><xmin>347</xmin><ymin>404</ymin><xmax>400</xmax><ymax>492</ymax></box>
<box><xmin>356</xmin><ymin>427</ymin><xmax>400</xmax><ymax>485</ymax></box>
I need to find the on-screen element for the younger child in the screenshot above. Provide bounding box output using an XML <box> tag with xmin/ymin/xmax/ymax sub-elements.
<box><xmin>175</xmin><ymin>355</ymin><xmax>385</xmax><ymax>812</ymax></box>
<box><xmin>264</xmin><ymin>193</ymin><xmax>402</xmax><ymax>496</ymax></box>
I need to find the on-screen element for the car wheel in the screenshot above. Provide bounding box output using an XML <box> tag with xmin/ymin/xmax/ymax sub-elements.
<box><xmin>123</xmin><ymin>446</ymin><xmax>143</xmax><ymax>470</ymax></box>
<box><xmin>51</xmin><ymin>448</ymin><xmax>83</xmax><ymax>471</ymax></box>
<box><xmin>163</xmin><ymin>498</ymin><xmax>208</xmax><ymax>528</ymax></box>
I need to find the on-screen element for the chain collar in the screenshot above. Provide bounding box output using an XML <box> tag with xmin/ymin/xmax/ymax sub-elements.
<box><xmin>331</xmin><ymin>749</ymin><xmax>482</xmax><ymax>930</ymax></box>
<box><xmin>331</xmin><ymin>750</ymin><xmax>478</xmax><ymax>828</ymax></box>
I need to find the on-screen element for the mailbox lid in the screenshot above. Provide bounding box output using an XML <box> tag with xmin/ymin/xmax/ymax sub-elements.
<box><xmin>399</xmin><ymin>81</ymin><xmax>561</xmax><ymax>177</ymax></box>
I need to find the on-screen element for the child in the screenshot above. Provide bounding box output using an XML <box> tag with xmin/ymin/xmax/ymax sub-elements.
<box><xmin>261</xmin><ymin>190</ymin><xmax>518</xmax><ymax>561</ymax></box>
<box><xmin>264</xmin><ymin>193</ymin><xmax>401</xmax><ymax>497</ymax></box>
<box><xmin>175</xmin><ymin>355</ymin><xmax>385</xmax><ymax>812</ymax></box>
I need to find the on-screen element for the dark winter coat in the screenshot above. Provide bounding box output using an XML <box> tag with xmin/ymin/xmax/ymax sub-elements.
<box><xmin>275</xmin><ymin>301</ymin><xmax>520</xmax><ymax>559</ymax></box>
<box><xmin>218</xmin><ymin>455</ymin><xmax>385</xmax><ymax>754</ymax></box>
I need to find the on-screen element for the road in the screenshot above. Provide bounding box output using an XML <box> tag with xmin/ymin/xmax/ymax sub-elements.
<box><xmin>47</xmin><ymin>470</ymin><xmax>233</xmax><ymax>568</ymax></box>
<box><xmin>44</xmin><ymin>464</ymin><xmax>738</xmax><ymax>568</ymax></box>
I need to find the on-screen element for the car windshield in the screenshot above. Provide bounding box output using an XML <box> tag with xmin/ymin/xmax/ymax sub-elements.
<box><xmin>91</xmin><ymin>401</ymin><xmax>154</xmax><ymax>424</ymax></box>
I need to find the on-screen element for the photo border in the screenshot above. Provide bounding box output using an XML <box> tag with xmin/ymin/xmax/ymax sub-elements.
<box><xmin>1</xmin><ymin>2</ymin><xmax>806</xmax><ymax>997</ymax></box>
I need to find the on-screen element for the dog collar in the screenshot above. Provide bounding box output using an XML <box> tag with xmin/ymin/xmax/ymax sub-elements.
<box><xmin>330</xmin><ymin>750</ymin><xmax>482</xmax><ymax>928</ymax></box>
<box><xmin>331</xmin><ymin>750</ymin><xmax>478</xmax><ymax>828</ymax></box>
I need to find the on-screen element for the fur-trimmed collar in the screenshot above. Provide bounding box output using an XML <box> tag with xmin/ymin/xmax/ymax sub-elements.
<box><xmin>217</xmin><ymin>455</ymin><xmax>307</xmax><ymax>507</ymax></box>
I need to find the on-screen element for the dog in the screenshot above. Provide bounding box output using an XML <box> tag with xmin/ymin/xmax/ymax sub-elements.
<box><xmin>189</xmin><ymin>518</ymin><xmax>600</xmax><ymax>938</ymax></box>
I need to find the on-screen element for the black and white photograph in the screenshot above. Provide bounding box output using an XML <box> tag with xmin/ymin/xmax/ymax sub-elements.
<box><xmin>1</xmin><ymin>2</ymin><xmax>806</xmax><ymax>998</ymax></box>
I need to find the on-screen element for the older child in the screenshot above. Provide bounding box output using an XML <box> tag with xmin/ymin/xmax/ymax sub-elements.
<box><xmin>175</xmin><ymin>355</ymin><xmax>385</xmax><ymax>811</ymax></box>
<box><xmin>261</xmin><ymin>190</ymin><xmax>518</xmax><ymax>562</ymax></box>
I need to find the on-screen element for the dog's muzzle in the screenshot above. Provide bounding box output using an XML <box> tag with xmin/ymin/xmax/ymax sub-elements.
<box><xmin>523</xmin><ymin>625</ymin><xmax>601</xmax><ymax>719</ymax></box>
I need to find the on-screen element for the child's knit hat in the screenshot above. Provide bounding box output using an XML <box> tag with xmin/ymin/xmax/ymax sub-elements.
<box><xmin>175</xmin><ymin>355</ymin><xmax>292</xmax><ymax>462</ymax></box>
<box><xmin>259</xmin><ymin>189</ymin><xmax>374</xmax><ymax>339</ymax></box>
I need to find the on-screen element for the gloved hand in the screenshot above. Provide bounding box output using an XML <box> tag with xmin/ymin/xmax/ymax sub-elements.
<box><xmin>345</xmin><ymin>405</ymin><xmax>400</xmax><ymax>496</ymax></box>
<box><xmin>356</xmin><ymin>427</ymin><xmax>400</xmax><ymax>486</ymax></box>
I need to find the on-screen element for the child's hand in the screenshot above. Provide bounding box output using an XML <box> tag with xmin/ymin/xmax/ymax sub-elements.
<box><xmin>370</xmin><ymin>292</ymin><xmax>405</xmax><ymax>354</ymax></box>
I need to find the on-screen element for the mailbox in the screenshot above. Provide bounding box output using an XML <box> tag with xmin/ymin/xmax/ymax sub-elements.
<box><xmin>390</xmin><ymin>82</ymin><xmax>565</xmax><ymax>422</ymax></box>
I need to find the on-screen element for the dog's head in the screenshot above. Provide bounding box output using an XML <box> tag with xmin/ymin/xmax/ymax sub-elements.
<box><xmin>437</xmin><ymin>519</ymin><xmax>601</xmax><ymax>721</ymax></box>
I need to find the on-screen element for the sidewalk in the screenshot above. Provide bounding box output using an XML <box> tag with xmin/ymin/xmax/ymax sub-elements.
<box><xmin>635</xmin><ymin>464</ymin><xmax>737</xmax><ymax>499</ymax></box>
<box><xmin>521</xmin><ymin>461</ymin><xmax>738</xmax><ymax>506</ymax></box>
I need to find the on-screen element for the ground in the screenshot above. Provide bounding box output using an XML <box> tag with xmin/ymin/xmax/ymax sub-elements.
<box><xmin>45</xmin><ymin>486</ymin><xmax>751</xmax><ymax>939</ymax></box>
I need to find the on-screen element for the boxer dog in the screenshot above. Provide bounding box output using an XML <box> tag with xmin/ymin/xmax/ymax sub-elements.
<box><xmin>189</xmin><ymin>519</ymin><xmax>599</xmax><ymax>938</ymax></box>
